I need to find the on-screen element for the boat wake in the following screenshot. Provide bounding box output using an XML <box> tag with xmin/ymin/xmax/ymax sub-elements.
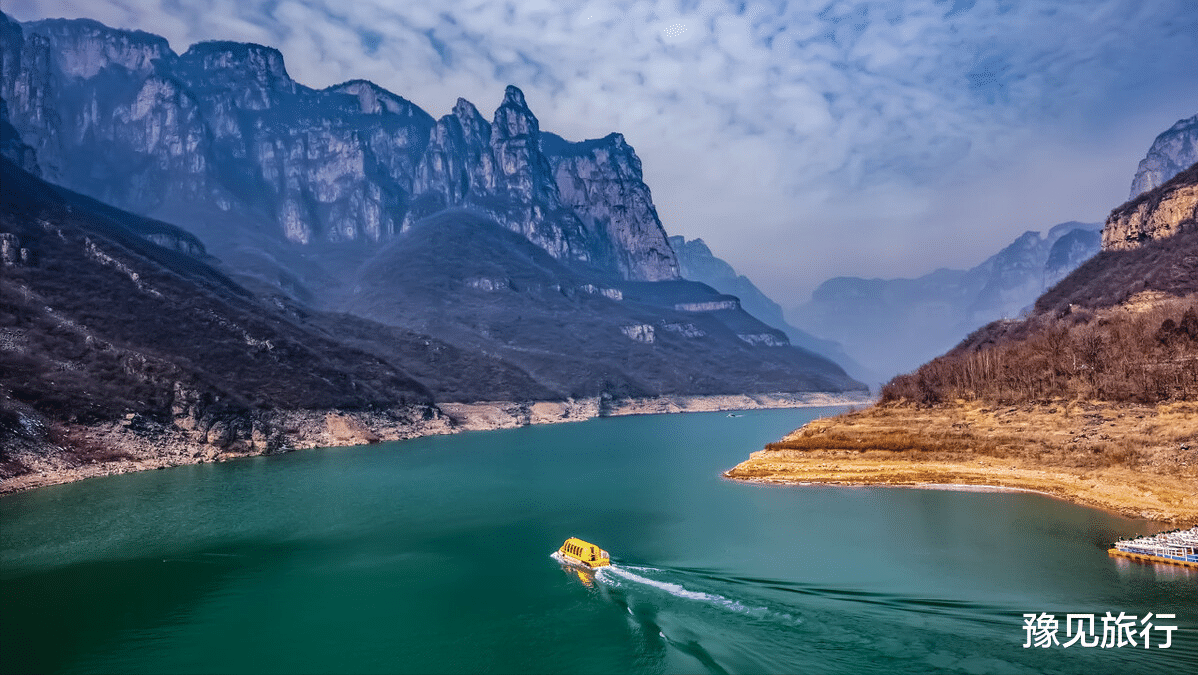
<box><xmin>595</xmin><ymin>564</ymin><xmax>802</xmax><ymax>625</ymax></box>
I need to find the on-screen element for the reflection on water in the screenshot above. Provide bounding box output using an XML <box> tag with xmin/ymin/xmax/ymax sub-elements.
<box><xmin>2</xmin><ymin>408</ymin><xmax>1195</xmax><ymax>674</ymax></box>
<box><xmin>1112</xmin><ymin>556</ymin><xmax>1198</xmax><ymax>582</ymax></box>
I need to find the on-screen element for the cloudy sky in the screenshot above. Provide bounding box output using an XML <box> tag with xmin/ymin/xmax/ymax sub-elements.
<box><xmin>8</xmin><ymin>0</ymin><xmax>1198</xmax><ymax>307</ymax></box>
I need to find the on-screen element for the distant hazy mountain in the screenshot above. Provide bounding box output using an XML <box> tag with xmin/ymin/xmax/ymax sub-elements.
<box><xmin>791</xmin><ymin>222</ymin><xmax>1102</xmax><ymax>381</ymax></box>
<box><xmin>1129</xmin><ymin>114</ymin><xmax>1198</xmax><ymax>199</ymax></box>
<box><xmin>669</xmin><ymin>235</ymin><xmax>881</xmax><ymax>387</ymax></box>
<box><xmin>0</xmin><ymin>10</ymin><xmax>864</xmax><ymax>404</ymax></box>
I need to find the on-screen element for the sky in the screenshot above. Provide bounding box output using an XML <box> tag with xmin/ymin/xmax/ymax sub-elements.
<box><xmin>7</xmin><ymin>0</ymin><xmax>1198</xmax><ymax>308</ymax></box>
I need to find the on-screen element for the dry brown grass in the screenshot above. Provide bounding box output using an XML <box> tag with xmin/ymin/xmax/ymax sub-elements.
<box><xmin>883</xmin><ymin>296</ymin><xmax>1198</xmax><ymax>405</ymax></box>
<box><xmin>727</xmin><ymin>400</ymin><xmax>1198</xmax><ymax>524</ymax></box>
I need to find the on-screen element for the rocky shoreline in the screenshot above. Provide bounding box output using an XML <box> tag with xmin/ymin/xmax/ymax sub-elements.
<box><xmin>1</xmin><ymin>392</ymin><xmax>870</xmax><ymax>496</ymax></box>
<box><xmin>439</xmin><ymin>392</ymin><xmax>868</xmax><ymax>431</ymax></box>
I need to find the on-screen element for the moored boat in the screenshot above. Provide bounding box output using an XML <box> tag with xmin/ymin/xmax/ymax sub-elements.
<box><xmin>1109</xmin><ymin>527</ymin><xmax>1198</xmax><ymax>568</ymax></box>
<box><xmin>555</xmin><ymin>537</ymin><xmax>611</xmax><ymax>569</ymax></box>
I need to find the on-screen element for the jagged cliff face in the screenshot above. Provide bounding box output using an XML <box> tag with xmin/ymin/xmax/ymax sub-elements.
<box><xmin>1129</xmin><ymin>114</ymin><xmax>1198</xmax><ymax>199</ymax></box>
<box><xmin>550</xmin><ymin>133</ymin><xmax>679</xmax><ymax>281</ymax></box>
<box><xmin>408</xmin><ymin>87</ymin><xmax>594</xmax><ymax>265</ymax></box>
<box><xmin>1104</xmin><ymin>162</ymin><xmax>1198</xmax><ymax>252</ymax></box>
<box><xmin>0</xmin><ymin>12</ymin><xmax>678</xmax><ymax>281</ymax></box>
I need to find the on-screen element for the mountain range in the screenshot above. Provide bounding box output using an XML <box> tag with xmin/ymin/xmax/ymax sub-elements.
<box><xmin>0</xmin><ymin>11</ymin><xmax>865</xmax><ymax>477</ymax></box>
<box><xmin>0</xmin><ymin>14</ymin><xmax>678</xmax><ymax>287</ymax></box>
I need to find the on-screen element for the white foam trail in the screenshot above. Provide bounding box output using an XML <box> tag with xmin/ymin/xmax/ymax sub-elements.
<box><xmin>596</xmin><ymin>565</ymin><xmax>801</xmax><ymax>625</ymax></box>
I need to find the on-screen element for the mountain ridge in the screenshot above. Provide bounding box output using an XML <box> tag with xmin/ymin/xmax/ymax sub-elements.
<box><xmin>0</xmin><ymin>11</ymin><xmax>679</xmax><ymax>285</ymax></box>
<box><xmin>0</xmin><ymin>152</ymin><xmax>867</xmax><ymax>491</ymax></box>
<box><xmin>0</xmin><ymin>9</ymin><xmax>867</xmax><ymax>399</ymax></box>
<box><xmin>0</xmin><ymin>11</ymin><xmax>868</xmax><ymax>490</ymax></box>
<box><xmin>729</xmin><ymin>142</ymin><xmax>1198</xmax><ymax>527</ymax></box>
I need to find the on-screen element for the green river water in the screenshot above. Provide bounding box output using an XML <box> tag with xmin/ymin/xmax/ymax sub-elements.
<box><xmin>1</xmin><ymin>407</ymin><xmax>1194</xmax><ymax>674</ymax></box>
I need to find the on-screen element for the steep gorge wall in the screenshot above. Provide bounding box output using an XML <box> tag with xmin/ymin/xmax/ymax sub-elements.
<box><xmin>0</xmin><ymin>11</ymin><xmax>678</xmax><ymax>281</ymax></box>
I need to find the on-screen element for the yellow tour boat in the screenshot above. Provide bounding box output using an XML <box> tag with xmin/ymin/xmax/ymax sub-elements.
<box><xmin>556</xmin><ymin>537</ymin><xmax>611</xmax><ymax>569</ymax></box>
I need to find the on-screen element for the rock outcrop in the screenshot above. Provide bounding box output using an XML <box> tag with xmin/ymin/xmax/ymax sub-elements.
<box><xmin>549</xmin><ymin>132</ymin><xmax>679</xmax><ymax>281</ymax></box>
<box><xmin>1129</xmin><ymin>114</ymin><xmax>1198</xmax><ymax>199</ymax></box>
<box><xmin>1103</xmin><ymin>162</ymin><xmax>1198</xmax><ymax>251</ymax></box>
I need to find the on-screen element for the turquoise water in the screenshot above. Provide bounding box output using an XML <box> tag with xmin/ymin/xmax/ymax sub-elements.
<box><xmin>1</xmin><ymin>408</ymin><xmax>1194</xmax><ymax>674</ymax></box>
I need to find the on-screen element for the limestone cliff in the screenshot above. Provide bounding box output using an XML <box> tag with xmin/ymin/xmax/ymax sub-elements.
<box><xmin>1103</xmin><ymin>163</ymin><xmax>1198</xmax><ymax>251</ymax></box>
<box><xmin>0</xmin><ymin>12</ymin><xmax>678</xmax><ymax>282</ymax></box>
<box><xmin>0</xmin><ymin>9</ymin><xmax>866</xmax><ymax>408</ymax></box>
<box><xmin>548</xmin><ymin>133</ymin><xmax>679</xmax><ymax>281</ymax></box>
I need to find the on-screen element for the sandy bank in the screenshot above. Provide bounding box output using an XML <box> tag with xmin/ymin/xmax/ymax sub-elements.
<box><xmin>724</xmin><ymin>401</ymin><xmax>1198</xmax><ymax>524</ymax></box>
<box><xmin>1</xmin><ymin>392</ymin><xmax>869</xmax><ymax>495</ymax></box>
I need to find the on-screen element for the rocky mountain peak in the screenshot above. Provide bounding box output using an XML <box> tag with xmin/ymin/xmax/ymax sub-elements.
<box><xmin>24</xmin><ymin>17</ymin><xmax>173</xmax><ymax>79</ymax></box>
<box><xmin>492</xmin><ymin>85</ymin><xmax>539</xmax><ymax>141</ymax></box>
<box><xmin>487</xmin><ymin>85</ymin><xmax>561</xmax><ymax>210</ymax></box>
<box><xmin>453</xmin><ymin>97</ymin><xmax>479</xmax><ymax>116</ymax></box>
<box><xmin>327</xmin><ymin>80</ymin><xmax>421</xmax><ymax>117</ymax></box>
<box><xmin>502</xmin><ymin>84</ymin><xmax>527</xmax><ymax>109</ymax></box>
<box><xmin>178</xmin><ymin>41</ymin><xmax>296</xmax><ymax>99</ymax></box>
<box><xmin>550</xmin><ymin>131</ymin><xmax>679</xmax><ymax>281</ymax></box>
<box><xmin>796</xmin><ymin>221</ymin><xmax>1102</xmax><ymax>380</ymax></box>
<box><xmin>0</xmin><ymin>13</ymin><xmax>682</xmax><ymax>283</ymax></box>
<box><xmin>451</xmin><ymin>98</ymin><xmax>490</xmax><ymax>145</ymax></box>
<box><xmin>1129</xmin><ymin>114</ymin><xmax>1198</xmax><ymax>199</ymax></box>
<box><xmin>677</xmin><ymin>236</ymin><xmax>714</xmax><ymax>257</ymax></box>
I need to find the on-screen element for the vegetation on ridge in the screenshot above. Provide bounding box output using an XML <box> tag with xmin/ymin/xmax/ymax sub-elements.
<box><xmin>881</xmin><ymin>295</ymin><xmax>1198</xmax><ymax>405</ymax></box>
<box><xmin>883</xmin><ymin>170</ymin><xmax>1198</xmax><ymax>407</ymax></box>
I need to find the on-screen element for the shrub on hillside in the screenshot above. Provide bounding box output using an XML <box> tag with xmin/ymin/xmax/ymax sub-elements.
<box><xmin>882</xmin><ymin>298</ymin><xmax>1198</xmax><ymax>405</ymax></box>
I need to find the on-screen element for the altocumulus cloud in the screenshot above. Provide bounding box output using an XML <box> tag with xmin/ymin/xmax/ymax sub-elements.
<box><xmin>7</xmin><ymin>0</ymin><xmax>1198</xmax><ymax>303</ymax></box>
